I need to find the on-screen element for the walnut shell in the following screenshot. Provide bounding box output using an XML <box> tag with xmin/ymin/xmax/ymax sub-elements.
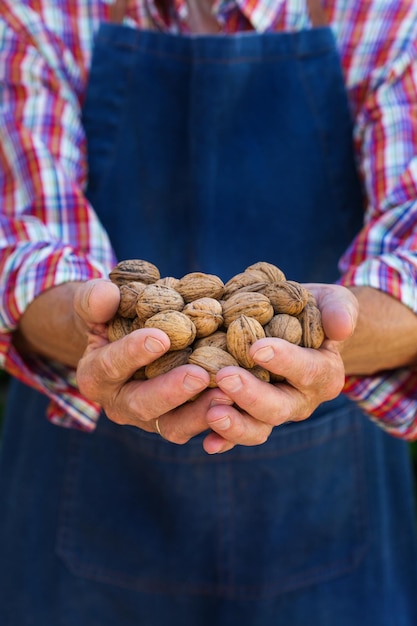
<box><xmin>298</xmin><ymin>303</ymin><xmax>325</xmax><ymax>349</ymax></box>
<box><xmin>145</xmin><ymin>347</ymin><xmax>192</xmax><ymax>379</ymax></box>
<box><xmin>131</xmin><ymin>316</ymin><xmax>145</xmax><ymax>331</ymax></box>
<box><xmin>264</xmin><ymin>314</ymin><xmax>303</xmax><ymax>345</ymax></box>
<box><xmin>226</xmin><ymin>315</ymin><xmax>265</xmax><ymax>369</ymax></box>
<box><xmin>132</xmin><ymin>367</ymin><xmax>147</xmax><ymax>381</ymax></box>
<box><xmin>135</xmin><ymin>284</ymin><xmax>184</xmax><ymax>322</ymax></box>
<box><xmin>249</xmin><ymin>365</ymin><xmax>271</xmax><ymax>382</ymax></box>
<box><xmin>188</xmin><ymin>346</ymin><xmax>239</xmax><ymax>387</ymax></box>
<box><xmin>108</xmin><ymin>316</ymin><xmax>133</xmax><ymax>342</ymax></box>
<box><xmin>245</xmin><ymin>261</ymin><xmax>286</xmax><ymax>283</ymax></box>
<box><xmin>182</xmin><ymin>297</ymin><xmax>223</xmax><ymax>338</ymax></box>
<box><xmin>154</xmin><ymin>276</ymin><xmax>180</xmax><ymax>290</ymax></box>
<box><xmin>144</xmin><ymin>310</ymin><xmax>196</xmax><ymax>350</ymax></box>
<box><xmin>306</xmin><ymin>291</ymin><xmax>318</xmax><ymax>306</ymax></box>
<box><xmin>223</xmin><ymin>270</ymin><xmax>268</xmax><ymax>299</ymax></box>
<box><xmin>223</xmin><ymin>282</ymin><xmax>270</xmax><ymax>300</ymax></box>
<box><xmin>117</xmin><ymin>281</ymin><xmax>146</xmax><ymax>318</ymax></box>
<box><xmin>222</xmin><ymin>291</ymin><xmax>274</xmax><ymax>328</ymax></box>
<box><xmin>261</xmin><ymin>281</ymin><xmax>309</xmax><ymax>316</ymax></box>
<box><xmin>193</xmin><ymin>330</ymin><xmax>228</xmax><ymax>351</ymax></box>
<box><xmin>176</xmin><ymin>272</ymin><xmax>225</xmax><ymax>303</ymax></box>
<box><xmin>270</xmin><ymin>372</ymin><xmax>286</xmax><ymax>384</ymax></box>
<box><xmin>109</xmin><ymin>259</ymin><xmax>160</xmax><ymax>286</ymax></box>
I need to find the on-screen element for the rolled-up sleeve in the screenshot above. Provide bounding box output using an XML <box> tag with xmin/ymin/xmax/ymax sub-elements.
<box><xmin>339</xmin><ymin>16</ymin><xmax>417</xmax><ymax>439</ymax></box>
<box><xmin>0</xmin><ymin>3</ymin><xmax>116</xmax><ymax>430</ymax></box>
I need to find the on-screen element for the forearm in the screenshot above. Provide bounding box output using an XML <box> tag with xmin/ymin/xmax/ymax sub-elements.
<box><xmin>12</xmin><ymin>280</ymin><xmax>124</xmax><ymax>372</ymax></box>
<box><xmin>341</xmin><ymin>286</ymin><xmax>417</xmax><ymax>376</ymax></box>
<box><xmin>12</xmin><ymin>283</ymin><xmax>87</xmax><ymax>369</ymax></box>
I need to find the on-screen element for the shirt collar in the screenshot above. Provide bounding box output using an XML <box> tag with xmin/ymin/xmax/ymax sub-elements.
<box><xmin>149</xmin><ymin>0</ymin><xmax>286</xmax><ymax>32</ymax></box>
<box><xmin>227</xmin><ymin>0</ymin><xmax>285</xmax><ymax>32</ymax></box>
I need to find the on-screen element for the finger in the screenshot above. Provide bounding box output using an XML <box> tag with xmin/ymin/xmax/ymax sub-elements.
<box><xmin>251</xmin><ymin>337</ymin><xmax>345</xmax><ymax>399</ymax></box>
<box><xmin>205</xmin><ymin>400</ymin><xmax>272</xmax><ymax>452</ymax></box>
<box><xmin>303</xmin><ymin>283</ymin><xmax>358</xmax><ymax>341</ymax></box>
<box><xmin>154</xmin><ymin>388</ymin><xmax>233</xmax><ymax>444</ymax></box>
<box><xmin>215</xmin><ymin>366</ymin><xmax>296</xmax><ymax>425</ymax></box>
<box><xmin>203</xmin><ymin>431</ymin><xmax>236</xmax><ymax>455</ymax></box>
<box><xmin>74</xmin><ymin>278</ymin><xmax>121</xmax><ymax>325</ymax></box>
<box><xmin>215</xmin><ymin>340</ymin><xmax>344</xmax><ymax>424</ymax></box>
<box><xmin>77</xmin><ymin>327</ymin><xmax>171</xmax><ymax>396</ymax></box>
<box><xmin>113</xmin><ymin>364</ymin><xmax>211</xmax><ymax>427</ymax></box>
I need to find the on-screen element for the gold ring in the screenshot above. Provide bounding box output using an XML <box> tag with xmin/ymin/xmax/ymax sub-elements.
<box><xmin>154</xmin><ymin>417</ymin><xmax>163</xmax><ymax>437</ymax></box>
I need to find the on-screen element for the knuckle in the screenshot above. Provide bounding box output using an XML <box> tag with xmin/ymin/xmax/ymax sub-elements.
<box><xmin>76</xmin><ymin>362</ymin><xmax>100</xmax><ymax>401</ymax></box>
<box><xmin>252</xmin><ymin>428</ymin><xmax>270</xmax><ymax>446</ymax></box>
<box><xmin>324</xmin><ymin>374</ymin><xmax>345</xmax><ymax>401</ymax></box>
<box><xmin>104</xmin><ymin>407</ymin><xmax>129</xmax><ymax>426</ymax></box>
<box><xmin>297</xmin><ymin>359</ymin><xmax>321</xmax><ymax>387</ymax></box>
<box><xmin>168</xmin><ymin>432</ymin><xmax>189</xmax><ymax>445</ymax></box>
<box><xmin>100</xmin><ymin>350</ymin><xmax>122</xmax><ymax>381</ymax></box>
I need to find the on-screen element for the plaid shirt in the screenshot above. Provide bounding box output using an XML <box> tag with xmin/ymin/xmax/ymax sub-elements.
<box><xmin>1</xmin><ymin>0</ymin><xmax>417</xmax><ymax>438</ymax></box>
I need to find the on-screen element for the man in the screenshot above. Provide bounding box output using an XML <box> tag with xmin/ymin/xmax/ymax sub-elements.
<box><xmin>0</xmin><ymin>1</ymin><xmax>417</xmax><ymax>624</ymax></box>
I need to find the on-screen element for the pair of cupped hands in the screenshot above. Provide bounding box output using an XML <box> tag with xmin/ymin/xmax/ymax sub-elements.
<box><xmin>74</xmin><ymin>278</ymin><xmax>358</xmax><ymax>454</ymax></box>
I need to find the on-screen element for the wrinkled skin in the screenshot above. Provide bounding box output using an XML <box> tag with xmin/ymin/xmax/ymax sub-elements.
<box><xmin>73</xmin><ymin>279</ymin><xmax>358</xmax><ymax>454</ymax></box>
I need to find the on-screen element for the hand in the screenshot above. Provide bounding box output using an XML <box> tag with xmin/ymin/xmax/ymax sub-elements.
<box><xmin>75</xmin><ymin>279</ymin><xmax>220</xmax><ymax>439</ymax></box>
<box><xmin>203</xmin><ymin>284</ymin><xmax>359</xmax><ymax>454</ymax></box>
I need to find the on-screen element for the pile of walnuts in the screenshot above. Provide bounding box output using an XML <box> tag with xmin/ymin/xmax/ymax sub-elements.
<box><xmin>108</xmin><ymin>259</ymin><xmax>325</xmax><ymax>385</ymax></box>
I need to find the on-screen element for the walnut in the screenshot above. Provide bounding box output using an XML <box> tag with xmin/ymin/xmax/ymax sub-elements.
<box><xmin>176</xmin><ymin>272</ymin><xmax>225</xmax><ymax>302</ymax></box>
<box><xmin>117</xmin><ymin>281</ymin><xmax>146</xmax><ymax>318</ymax></box>
<box><xmin>188</xmin><ymin>346</ymin><xmax>238</xmax><ymax>387</ymax></box>
<box><xmin>154</xmin><ymin>276</ymin><xmax>180</xmax><ymax>290</ymax></box>
<box><xmin>223</xmin><ymin>270</ymin><xmax>268</xmax><ymax>299</ymax></box>
<box><xmin>131</xmin><ymin>316</ymin><xmax>145</xmax><ymax>331</ymax></box>
<box><xmin>132</xmin><ymin>367</ymin><xmax>147</xmax><ymax>381</ymax></box>
<box><xmin>108</xmin><ymin>316</ymin><xmax>133</xmax><ymax>342</ymax></box>
<box><xmin>145</xmin><ymin>348</ymin><xmax>192</xmax><ymax>379</ymax></box>
<box><xmin>298</xmin><ymin>303</ymin><xmax>325</xmax><ymax>349</ymax></box>
<box><xmin>222</xmin><ymin>291</ymin><xmax>274</xmax><ymax>328</ymax></box>
<box><xmin>144</xmin><ymin>310</ymin><xmax>197</xmax><ymax>350</ymax></box>
<box><xmin>249</xmin><ymin>365</ymin><xmax>271</xmax><ymax>383</ymax></box>
<box><xmin>193</xmin><ymin>330</ymin><xmax>228</xmax><ymax>351</ymax></box>
<box><xmin>182</xmin><ymin>297</ymin><xmax>223</xmax><ymax>338</ymax></box>
<box><xmin>245</xmin><ymin>261</ymin><xmax>286</xmax><ymax>283</ymax></box>
<box><xmin>135</xmin><ymin>284</ymin><xmax>184</xmax><ymax>322</ymax></box>
<box><xmin>109</xmin><ymin>259</ymin><xmax>160</xmax><ymax>286</ymax></box>
<box><xmin>226</xmin><ymin>315</ymin><xmax>265</xmax><ymax>369</ymax></box>
<box><xmin>261</xmin><ymin>281</ymin><xmax>309</xmax><ymax>316</ymax></box>
<box><xmin>264</xmin><ymin>314</ymin><xmax>303</xmax><ymax>345</ymax></box>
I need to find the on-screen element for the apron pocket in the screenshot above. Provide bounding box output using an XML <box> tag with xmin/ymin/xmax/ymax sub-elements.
<box><xmin>56</xmin><ymin>400</ymin><xmax>368</xmax><ymax>599</ymax></box>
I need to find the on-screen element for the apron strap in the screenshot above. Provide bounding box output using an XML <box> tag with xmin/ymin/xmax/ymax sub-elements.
<box><xmin>109</xmin><ymin>0</ymin><xmax>327</xmax><ymax>28</ymax></box>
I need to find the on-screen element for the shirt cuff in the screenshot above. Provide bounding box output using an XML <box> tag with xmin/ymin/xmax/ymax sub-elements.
<box><xmin>339</xmin><ymin>251</ymin><xmax>417</xmax><ymax>313</ymax></box>
<box><xmin>0</xmin><ymin>247</ymin><xmax>114</xmax><ymax>431</ymax></box>
<box><xmin>0</xmin><ymin>332</ymin><xmax>101</xmax><ymax>431</ymax></box>
<box><xmin>1</xmin><ymin>243</ymin><xmax>115</xmax><ymax>330</ymax></box>
<box><xmin>343</xmin><ymin>371</ymin><xmax>417</xmax><ymax>441</ymax></box>
<box><xmin>340</xmin><ymin>253</ymin><xmax>417</xmax><ymax>439</ymax></box>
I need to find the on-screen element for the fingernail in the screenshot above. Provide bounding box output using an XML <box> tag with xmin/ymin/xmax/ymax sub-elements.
<box><xmin>252</xmin><ymin>346</ymin><xmax>275</xmax><ymax>363</ymax></box>
<box><xmin>218</xmin><ymin>374</ymin><xmax>242</xmax><ymax>392</ymax></box>
<box><xmin>209</xmin><ymin>397</ymin><xmax>234</xmax><ymax>408</ymax></box>
<box><xmin>183</xmin><ymin>374</ymin><xmax>206</xmax><ymax>392</ymax></box>
<box><xmin>210</xmin><ymin>415</ymin><xmax>231</xmax><ymax>430</ymax></box>
<box><xmin>144</xmin><ymin>336</ymin><xmax>166</xmax><ymax>354</ymax></box>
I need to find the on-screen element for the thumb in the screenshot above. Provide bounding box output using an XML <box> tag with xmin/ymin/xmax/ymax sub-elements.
<box><xmin>304</xmin><ymin>283</ymin><xmax>359</xmax><ymax>342</ymax></box>
<box><xmin>74</xmin><ymin>278</ymin><xmax>121</xmax><ymax>326</ymax></box>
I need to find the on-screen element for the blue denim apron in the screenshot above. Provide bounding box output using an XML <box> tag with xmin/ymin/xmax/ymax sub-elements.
<box><xmin>1</xmin><ymin>13</ymin><xmax>417</xmax><ymax>626</ymax></box>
